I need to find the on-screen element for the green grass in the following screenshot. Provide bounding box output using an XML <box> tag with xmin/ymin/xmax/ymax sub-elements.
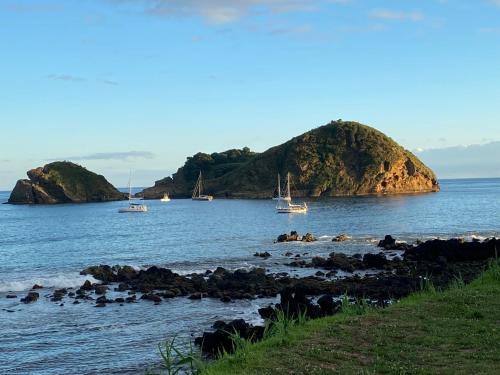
<box><xmin>203</xmin><ymin>261</ymin><xmax>500</xmax><ymax>374</ymax></box>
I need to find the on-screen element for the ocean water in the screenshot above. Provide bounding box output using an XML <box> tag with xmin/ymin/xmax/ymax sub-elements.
<box><xmin>0</xmin><ymin>178</ymin><xmax>499</xmax><ymax>374</ymax></box>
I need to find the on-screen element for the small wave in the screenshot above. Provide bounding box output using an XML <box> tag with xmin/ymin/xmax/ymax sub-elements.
<box><xmin>0</xmin><ymin>274</ymin><xmax>98</xmax><ymax>292</ymax></box>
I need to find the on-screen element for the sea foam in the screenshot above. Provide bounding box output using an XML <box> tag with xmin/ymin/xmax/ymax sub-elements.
<box><xmin>0</xmin><ymin>273</ymin><xmax>99</xmax><ymax>292</ymax></box>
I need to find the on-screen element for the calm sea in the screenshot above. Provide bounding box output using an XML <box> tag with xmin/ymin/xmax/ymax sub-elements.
<box><xmin>0</xmin><ymin>178</ymin><xmax>499</xmax><ymax>374</ymax></box>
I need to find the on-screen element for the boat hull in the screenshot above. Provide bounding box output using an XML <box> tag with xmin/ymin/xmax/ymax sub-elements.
<box><xmin>118</xmin><ymin>204</ymin><xmax>148</xmax><ymax>213</ymax></box>
<box><xmin>192</xmin><ymin>195</ymin><xmax>213</xmax><ymax>201</ymax></box>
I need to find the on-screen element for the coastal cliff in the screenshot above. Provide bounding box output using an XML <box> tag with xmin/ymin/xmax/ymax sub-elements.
<box><xmin>140</xmin><ymin>120</ymin><xmax>439</xmax><ymax>199</ymax></box>
<box><xmin>8</xmin><ymin>162</ymin><xmax>126</xmax><ymax>204</ymax></box>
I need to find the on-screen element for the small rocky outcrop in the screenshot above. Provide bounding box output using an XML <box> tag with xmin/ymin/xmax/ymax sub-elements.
<box><xmin>254</xmin><ymin>251</ymin><xmax>271</xmax><ymax>258</ymax></box>
<box><xmin>20</xmin><ymin>292</ymin><xmax>39</xmax><ymax>303</ymax></box>
<box><xmin>332</xmin><ymin>234</ymin><xmax>350</xmax><ymax>242</ymax></box>
<box><xmin>277</xmin><ymin>231</ymin><xmax>316</xmax><ymax>243</ymax></box>
<box><xmin>8</xmin><ymin>161</ymin><xmax>126</xmax><ymax>204</ymax></box>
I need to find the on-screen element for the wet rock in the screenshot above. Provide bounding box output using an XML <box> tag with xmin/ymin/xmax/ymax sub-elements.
<box><xmin>80</xmin><ymin>265</ymin><xmax>138</xmax><ymax>283</ymax></box>
<box><xmin>116</xmin><ymin>283</ymin><xmax>129</xmax><ymax>292</ymax></box>
<box><xmin>254</xmin><ymin>251</ymin><xmax>271</xmax><ymax>258</ymax></box>
<box><xmin>125</xmin><ymin>295</ymin><xmax>137</xmax><ymax>303</ymax></box>
<box><xmin>160</xmin><ymin>290</ymin><xmax>176</xmax><ymax>299</ymax></box>
<box><xmin>31</xmin><ymin>284</ymin><xmax>43</xmax><ymax>290</ymax></box>
<box><xmin>404</xmin><ymin>238</ymin><xmax>500</xmax><ymax>262</ymax></box>
<box><xmin>332</xmin><ymin>234</ymin><xmax>350</xmax><ymax>242</ymax></box>
<box><xmin>378</xmin><ymin>235</ymin><xmax>396</xmax><ymax>249</ymax></box>
<box><xmin>51</xmin><ymin>289</ymin><xmax>67</xmax><ymax>302</ymax></box>
<box><xmin>21</xmin><ymin>292</ymin><xmax>39</xmax><ymax>303</ymax></box>
<box><xmin>315</xmin><ymin>271</ymin><xmax>325</xmax><ymax>277</ymax></box>
<box><xmin>6</xmin><ymin>294</ymin><xmax>17</xmax><ymax>299</ymax></box>
<box><xmin>220</xmin><ymin>295</ymin><xmax>231</xmax><ymax>303</ymax></box>
<box><xmin>277</xmin><ymin>231</ymin><xmax>300</xmax><ymax>242</ymax></box>
<box><xmin>258</xmin><ymin>306</ymin><xmax>275</xmax><ymax>320</ymax></box>
<box><xmin>115</xmin><ymin>297</ymin><xmax>125</xmax><ymax>303</ymax></box>
<box><xmin>288</xmin><ymin>260</ymin><xmax>306</xmax><ymax>267</ymax></box>
<box><xmin>188</xmin><ymin>292</ymin><xmax>202</xmax><ymax>300</ymax></box>
<box><xmin>363</xmin><ymin>253</ymin><xmax>389</xmax><ymax>269</ymax></box>
<box><xmin>80</xmin><ymin>280</ymin><xmax>93</xmax><ymax>291</ymax></box>
<box><xmin>96</xmin><ymin>296</ymin><xmax>113</xmax><ymax>304</ymax></box>
<box><xmin>73</xmin><ymin>300</ymin><xmax>80</xmax><ymax>305</ymax></box>
<box><xmin>141</xmin><ymin>293</ymin><xmax>162</xmax><ymax>303</ymax></box>
<box><xmin>284</xmin><ymin>252</ymin><xmax>293</xmax><ymax>257</ymax></box>
<box><xmin>302</xmin><ymin>233</ymin><xmax>316</xmax><ymax>242</ymax></box>
<box><xmin>195</xmin><ymin>319</ymin><xmax>264</xmax><ymax>355</ymax></box>
<box><xmin>94</xmin><ymin>285</ymin><xmax>108</xmax><ymax>295</ymax></box>
<box><xmin>378</xmin><ymin>235</ymin><xmax>411</xmax><ymax>251</ymax></box>
<box><xmin>317</xmin><ymin>295</ymin><xmax>340</xmax><ymax>315</ymax></box>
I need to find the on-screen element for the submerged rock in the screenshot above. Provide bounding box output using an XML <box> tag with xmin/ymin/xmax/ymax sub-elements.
<box><xmin>254</xmin><ymin>251</ymin><xmax>271</xmax><ymax>258</ymax></box>
<box><xmin>332</xmin><ymin>234</ymin><xmax>350</xmax><ymax>242</ymax></box>
<box><xmin>20</xmin><ymin>292</ymin><xmax>39</xmax><ymax>303</ymax></box>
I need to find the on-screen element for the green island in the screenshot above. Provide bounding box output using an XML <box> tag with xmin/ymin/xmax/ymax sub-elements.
<box><xmin>140</xmin><ymin>120</ymin><xmax>440</xmax><ymax>199</ymax></box>
<box><xmin>8</xmin><ymin>161</ymin><xmax>126</xmax><ymax>204</ymax></box>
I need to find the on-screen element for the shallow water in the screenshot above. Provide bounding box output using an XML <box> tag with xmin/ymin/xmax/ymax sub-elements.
<box><xmin>0</xmin><ymin>178</ymin><xmax>499</xmax><ymax>374</ymax></box>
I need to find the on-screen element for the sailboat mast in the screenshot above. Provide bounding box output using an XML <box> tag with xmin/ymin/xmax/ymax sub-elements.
<box><xmin>287</xmin><ymin>172</ymin><xmax>291</xmax><ymax>199</ymax></box>
<box><xmin>199</xmin><ymin>171</ymin><xmax>203</xmax><ymax>197</ymax></box>
<box><xmin>128</xmin><ymin>171</ymin><xmax>132</xmax><ymax>201</ymax></box>
<box><xmin>277</xmin><ymin>173</ymin><xmax>281</xmax><ymax>199</ymax></box>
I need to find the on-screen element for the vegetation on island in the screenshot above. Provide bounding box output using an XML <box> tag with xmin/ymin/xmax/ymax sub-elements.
<box><xmin>141</xmin><ymin>120</ymin><xmax>439</xmax><ymax>199</ymax></box>
<box><xmin>8</xmin><ymin>161</ymin><xmax>126</xmax><ymax>204</ymax></box>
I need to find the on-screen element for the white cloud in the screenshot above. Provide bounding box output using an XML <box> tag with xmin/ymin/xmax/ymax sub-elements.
<box><xmin>111</xmin><ymin>0</ymin><xmax>347</xmax><ymax>24</ymax></box>
<box><xmin>56</xmin><ymin>151</ymin><xmax>155</xmax><ymax>161</ymax></box>
<box><xmin>370</xmin><ymin>9</ymin><xmax>424</xmax><ymax>22</ymax></box>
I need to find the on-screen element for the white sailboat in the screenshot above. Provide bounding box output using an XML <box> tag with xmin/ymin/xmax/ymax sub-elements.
<box><xmin>272</xmin><ymin>173</ymin><xmax>291</xmax><ymax>201</ymax></box>
<box><xmin>160</xmin><ymin>193</ymin><xmax>171</xmax><ymax>202</ymax></box>
<box><xmin>118</xmin><ymin>173</ymin><xmax>148</xmax><ymax>213</ymax></box>
<box><xmin>192</xmin><ymin>171</ymin><xmax>213</xmax><ymax>201</ymax></box>
<box><xmin>276</xmin><ymin>173</ymin><xmax>307</xmax><ymax>214</ymax></box>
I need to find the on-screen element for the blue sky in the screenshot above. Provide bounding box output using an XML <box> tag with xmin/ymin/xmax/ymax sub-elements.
<box><xmin>1</xmin><ymin>0</ymin><xmax>499</xmax><ymax>189</ymax></box>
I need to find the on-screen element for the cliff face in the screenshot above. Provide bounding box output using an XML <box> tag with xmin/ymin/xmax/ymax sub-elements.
<box><xmin>8</xmin><ymin>162</ymin><xmax>126</xmax><ymax>204</ymax></box>
<box><xmin>141</xmin><ymin>121</ymin><xmax>439</xmax><ymax>199</ymax></box>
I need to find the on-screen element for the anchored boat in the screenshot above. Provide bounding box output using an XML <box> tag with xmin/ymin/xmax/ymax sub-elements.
<box><xmin>192</xmin><ymin>171</ymin><xmax>213</xmax><ymax>201</ymax></box>
<box><xmin>118</xmin><ymin>173</ymin><xmax>148</xmax><ymax>213</ymax></box>
<box><xmin>275</xmin><ymin>173</ymin><xmax>307</xmax><ymax>214</ymax></box>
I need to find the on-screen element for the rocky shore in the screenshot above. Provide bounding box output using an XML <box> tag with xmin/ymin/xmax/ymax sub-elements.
<box><xmin>10</xmin><ymin>235</ymin><xmax>498</xmax><ymax>355</ymax></box>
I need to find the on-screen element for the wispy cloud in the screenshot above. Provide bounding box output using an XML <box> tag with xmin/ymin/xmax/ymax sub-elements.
<box><xmin>3</xmin><ymin>2</ymin><xmax>62</xmax><ymax>13</ymax></box>
<box><xmin>479</xmin><ymin>27</ymin><xmax>500</xmax><ymax>34</ymax></box>
<box><xmin>109</xmin><ymin>0</ymin><xmax>348</xmax><ymax>24</ymax></box>
<box><xmin>58</xmin><ymin>151</ymin><xmax>155</xmax><ymax>161</ymax></box>
<box><xmin>100</xmin><ymin>79</ymin><xmax>119</xmax><ymax>85</ymax></box>
<box><xmin>370</xmin><ymin>9</ymin><xmax>424</xmax><ymax>22</ymax></box>
<box><xmin>47</xmin><ymin>74</ymin><xmax>85</xmax><ymax>82</ymax></box>
<box><xmin>47</xmin><ymin>74</ymin><xmax>119</xmax><ymax>85</ymax></box>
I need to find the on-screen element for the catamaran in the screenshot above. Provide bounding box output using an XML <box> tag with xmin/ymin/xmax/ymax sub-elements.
<box><xmin>160</xmin><ymin>193</ymin><xmax>171</xmax><ymax>202</ymax></box>
<box><xmin>118</xmin><ymin>173</ymin><xmax>148</xmax><ymax>213</ymax></box>
<box><xmin>275</xmin><ymin>172</ymin><xmax>307</xmax><ymax>214</ymax></box>
<box><xmin>192</xmin><ymin>171</ymin><xmax>213</xmax><ymax>201</ymax></box>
